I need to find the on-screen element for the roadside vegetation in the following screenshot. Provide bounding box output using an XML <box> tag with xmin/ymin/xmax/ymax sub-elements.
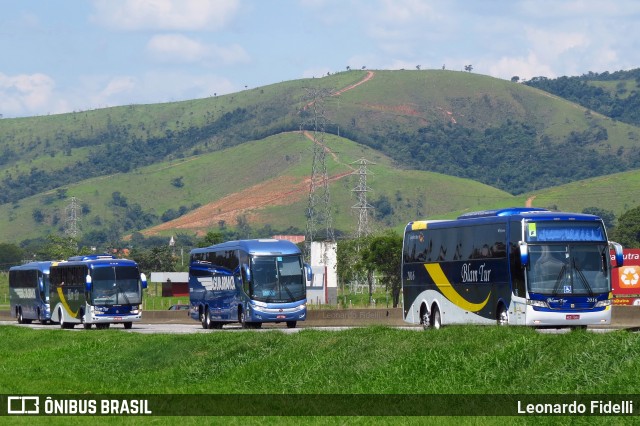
<box><xmin>1</xmin><ymin>325</ymin><xmax>639</xmax><ymax>424</ymax></box>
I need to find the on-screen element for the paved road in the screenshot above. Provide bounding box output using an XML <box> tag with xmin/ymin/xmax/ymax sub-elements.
<box><xmin>1</xmin><ymin>320</ymin><xmax>632</xmax><ymax>334</ymax></box>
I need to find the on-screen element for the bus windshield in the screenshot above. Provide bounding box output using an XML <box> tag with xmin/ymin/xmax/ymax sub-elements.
<box><xmin>527</xmin><ymin>244</ymin><xmax>610</xmax><ymax>295</ymax></box>
<box><xmin>250</xmin><ymin>255</ymin><xmax>305</xmax><ymax>303</ymax></box>
<box><xmin>91</xmin><ymin>266</ymin><xmax>142</xmax><ymax>305</ymax></box>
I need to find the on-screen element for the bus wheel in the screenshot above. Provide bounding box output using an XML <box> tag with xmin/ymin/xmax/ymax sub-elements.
<box><xmin>497</xmin><ymin>305</ymin><xmax>508</xmax><ymax>326</ymax></box>
<box><xmin>59</xmin><ymin>308</ymin><xmax>66</xmax><ymax>329</ymax></box>
<box><xmin>124</xmin><ymin>322</ymin><xmax>133</xmax><ymax>329</ymax></box>
<box><xmin>286</xmin><ymin>321</ymin><xmax>297</xmax><ymax>329</ymax></box>
<box><xmin>239</xmin><ymin>309</ymin><xmax>248</xmax><ymax>329</ymax></box>
<box><xmin>83</xmin><ymin>320</ymin><xmax>92</xmax><ymax>329</ymax></box>
<box><xmin>420</xmin><ymin>305</ymin><xmax>429</xmax><ymax>330</ymax></box>
<box><xmin>17</xmin><ymin>308</ymin><xmax>24</xmax><ymax>324</ymax></box>
<box><xmin>204</xmin><ymin>308</ymin><xmax>213</xmax><ymax>329</ymax></box>
<box><xmin>430</xmin><ymin>306</ymin><xmax>442</xmax><ymax>330</ymax></box>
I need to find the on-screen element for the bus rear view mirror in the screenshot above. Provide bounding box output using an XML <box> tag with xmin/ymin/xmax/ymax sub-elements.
<box><xmin>140</xmin><ymin>273</ymin><xmax>148</xmax><ymax>289</ymax></box>
<box><xmin>304</xmin><ymin>263</ymin><xmax>313</xmax><ymax>284</ymax></box>
<box><xmin>519</xmin><ymin>242</ymin><xmax>529</xmax><ymax>268</ymax></box>
<box><xmin>610</xmin><ymin>241</ymin><xmax>624</xmax><ymax>268</ymax></box>
<box><xmin>242</xmin><ymin>264</ymin><xmax>251</xmax><ymax>283</ymax></box>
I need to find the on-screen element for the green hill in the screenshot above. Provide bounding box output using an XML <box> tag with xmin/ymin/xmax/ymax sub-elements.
<box><xmin>0</xmin><ymin>132</ymin><xmax>515</xmax><ymax>243</ymax></box>
<box><xmin>2</xmin><ymin>69</ymin><xmax>640</xmax><ymax>247</ymax></box>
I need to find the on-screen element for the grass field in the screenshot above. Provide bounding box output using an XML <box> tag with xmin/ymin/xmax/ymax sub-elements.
<box><xmin>1</xmin><ymin>325</ymin><xmax>639</xmax><ymax>425</ymax></box>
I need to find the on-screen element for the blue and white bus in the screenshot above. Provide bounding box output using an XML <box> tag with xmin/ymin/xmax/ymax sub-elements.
<box><xmin>9</xmin><ymin>261</ymin><xmax>53</xmax><ymax>324</ymax></box>
<box><xmin>49</xmin><ymin>254</ymin><xmax>147</xmax><ymax>329</ymax></box>
<box><xmin>402</xmin><ymin>208</ymin><xmax>624</xmax><ymax>328</ymax></box>
<box><xmin>189</xmin><ymin>239</ymin><xmax>310</xmax><ymax>329</ymax></box>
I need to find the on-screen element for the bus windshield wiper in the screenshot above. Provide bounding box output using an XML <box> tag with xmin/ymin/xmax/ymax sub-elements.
<box><xmin>551</xmin><ymin>264</ymin><xmax>567</xmax><ymax>296</ymax></box>
<box><xmin>573</xmin><ymin>259</ymin><xmax>594</xmax><ymax>296</ymax></box>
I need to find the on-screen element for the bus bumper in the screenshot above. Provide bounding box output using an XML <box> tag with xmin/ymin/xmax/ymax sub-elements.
<box><xmin>247</xmin><ymin>303</ymin><xmax>307</xmax><ymax>323</ymax></box>
<box><xmin>525</xmin><ymin>306</ymin><xmax>611</xmax><ymax>327</ymax></box>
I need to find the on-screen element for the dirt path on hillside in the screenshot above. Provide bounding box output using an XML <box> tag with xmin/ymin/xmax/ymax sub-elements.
<box><xmin>144</xmin><ymin>73</ymin><xmax>375</xmax><ymax>236</ymax></box>
<box><xmin>525</xmin><ymin>195</ymin><xmax>536</xmax><ymax>207</ymax></box>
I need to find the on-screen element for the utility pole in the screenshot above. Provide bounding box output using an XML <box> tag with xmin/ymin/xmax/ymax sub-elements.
<box><xmin>302</xmin><ymin>88</ymin><xmax>335</xmax><ymax>261</ymax></box>
<box><xmin>350</xmin><ymin>158</ymin><xmax>375</xmax><ymax>299</ymax></box>
<box><xmin>64</xmin><ymin>196</ymin><xmax>81</xmax><ymax>237</ymax></box>
<box><xmin>351</xmin><ymin>158</ymin><xmax>375</xmax><ymax>238</ymax></box>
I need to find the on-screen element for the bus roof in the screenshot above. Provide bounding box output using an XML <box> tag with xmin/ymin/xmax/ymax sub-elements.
<box><xmin>51</xmin><ymin>257</ymin><xmax>138</xmax><ymax>268</ymax></box>
<box><xmin>406</xmin><ymin>208</ymin><xmax>603</xmax><ymax>231</ymax></box>
<box><xmin>9</xmin><ymin>261</ymin><xmax>53</xmax><ymax>273</ymax></box>
<box><xmin>190</xmin><ymin>239</ymin><xmax>302</xmax><ymax>256</ymax></box>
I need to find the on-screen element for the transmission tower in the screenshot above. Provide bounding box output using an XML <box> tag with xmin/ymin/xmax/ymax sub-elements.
<box><xmin>64</xmin><ymin>196</ymin><xmax>81</xmax><ymax>237</ymax></box>
<box><xmin>302</xmin><ymin>88</ymin><xmax>335</xmax><ymax>260</ymax></box>
<box><xmin>351</xmin><ymin>158</ymin><xmax>375</xmax><ymax>238</ymax></box>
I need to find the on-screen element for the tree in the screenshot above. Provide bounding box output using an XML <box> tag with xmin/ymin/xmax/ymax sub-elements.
<box><xmin>0</xmin><ymin>243</ymin><xmax>24</xmax><ymax>271</ymax></box>
<box><xmin>360</xmin><ymin>231</ymin><xmax>403</xmax><ymax>307</ymax></box>
<box><xmin>464</xmin><ymin>64</ymin><xmax>473</xmax><ymax>72</ymax></box>
<box><xmin>131</xmin><ymin>245</ymin><xmax>176</xmax><ymax>273</ymax></box>
<box><xmin>582</xmin><ymin>207</ymin><xmax>616</xmax><ymax>229</ymax></box>
<box><xmin>611</xmin><ymin>206</ymin><xmax>640</xmax><ymax>248</ymax></box>
<box><xmin>37</xmin><ymin>235</ymin><xmax>90</xmax><ymax>260</ymax></box>
<box><xmin>199</xmin><ymin>231</ymin><xmax>224</xmax><ymax>248</ymax></box>
<box><xmin>511</xmin><ymin>76</ymin><xmax>520</xmax><ymax>83</ymax></box>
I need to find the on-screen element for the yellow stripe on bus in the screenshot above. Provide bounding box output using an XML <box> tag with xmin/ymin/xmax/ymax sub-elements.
<box><xmin>424</xmin><ymin>263</ymin><xmax>491</xmax><ymax>312</ymax></box>
<box><xmin>57</xmin><ymin>287</ymin><xmax>79</xmax><ymax>317</ymax></box>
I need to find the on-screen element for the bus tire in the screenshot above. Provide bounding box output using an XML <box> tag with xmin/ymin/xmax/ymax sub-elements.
<box><xmin>59</xmin><ymin>308</ymin><xmax>66</xmax><ymax>329</ymax></box>
<box><xmin>83</xmin><ymin>314</ymin><xmax>92</xmax><ymax>329</ymax></box>
<box><xmin>430</xmin><ymin>305</ymin><xmax>442</xmax><ymax>330</ymax></box>
<box><xmin>17</xmin><ymin>308</ymin><xmax>24</xmax><ymax>324</ymax></box>
<box><xmin>497</xmin><ymin>304</ymin><xmax>508</xmax><ymax>326</ymax></box>
<box><xmin>124</xmin><ymin>322</ymin><xmax>132</xmax><ymax>329</ymax></box>
<box><xmin>202</xmin><ymin>306</ymin><xmax>212</xmax><ymax>330</ymax></box>
<box><xmin>286</xmin><ymin>321</ymin><xmax>297</xmax><ymax>329</ymax></box>
<box><xmin>239</xmin><ymin>309</ymin><xmax>248</xmax><ymax>329</ymax></box>
<box><xmin>420</xmin><ymin>304</ymin><xmax>429</xmax><ymax>330</ymax></box>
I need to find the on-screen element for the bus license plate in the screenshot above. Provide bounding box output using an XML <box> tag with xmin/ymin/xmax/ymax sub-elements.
<box><xmin>566</xmin><ymin>315</ymin><xmax>580</xmax><ymax>320</ymax></box>
<box><xmin>277</xmin><ymin>315</ymin><xmax>286</xmax><ymax>319</ymax></box>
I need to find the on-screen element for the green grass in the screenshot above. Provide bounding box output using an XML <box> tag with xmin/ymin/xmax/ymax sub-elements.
<box><xmin>2</xmin><ymin>326</ymin><xmax>640</xmax><ymax>394</ymax></box>
<box><xmin>1</xmin><ymin>325</ymin><xmax>639</xmax><ymax>424</ymax></box>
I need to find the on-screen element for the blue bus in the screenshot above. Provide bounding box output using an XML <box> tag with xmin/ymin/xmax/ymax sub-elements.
<box><xmin>189</xmin><ymin>239</ymin><xmax>310</xmax><ymax>329</ymax></box>
<box><xmin>9</xmin><ymin>261</ymin><xmax>53</xmax><ymax>324</ymax></box>
<box><xmin>402</xmin><ymin>208</ymin><xmax>624</xmax><ymax>328</ymax></box>
<box><xmin>49</xmin><ymin>254</ymin><xmax>147</xmax><ymax>329</ymax></box>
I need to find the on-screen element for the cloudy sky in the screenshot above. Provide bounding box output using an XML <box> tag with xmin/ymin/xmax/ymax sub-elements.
<box><xmin>1</xmin><ymin>0</ymin><xmax>639</xmax><ymax>118</ymax></box>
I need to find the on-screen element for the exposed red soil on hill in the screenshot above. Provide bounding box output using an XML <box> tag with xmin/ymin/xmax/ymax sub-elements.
<box><xmin>144</xmin><ymin>72</ymin><xmax>375</xmax><ymax>236</ymax></box>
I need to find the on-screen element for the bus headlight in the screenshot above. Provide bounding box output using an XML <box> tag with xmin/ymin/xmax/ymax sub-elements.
<box><xmin>527</xmin><ymin>299</ymin><xmax>548</xmax><ymax>308</ymax></box>
<box><xmin>595</xmin><ymin>299</ymin><xmax>612</xmax><ymax>308</ymax></box>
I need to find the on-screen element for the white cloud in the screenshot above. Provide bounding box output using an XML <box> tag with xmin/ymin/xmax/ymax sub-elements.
<box><xmin>487</xmin><ymin>53</ymin><xmax>556</xmax><ymax>81</ymax></box>
<box><xmin>147</xmin><ymin>34</ymin><xmax>210</xmax><ymax>62</ymax></box>
<box><xmin>0</xmin><ymin>72</ymin><xmax>56</xmax><ymax>116</ymax></box>
<box><xmin>91</xmin><ymin>0</ymin><xmax>240</xmax><ymax>31</ymax></box>
<box><xmin>146</xmin><ymin>34</ymin><xmax>250</xmax><ymax>65</ymax></box>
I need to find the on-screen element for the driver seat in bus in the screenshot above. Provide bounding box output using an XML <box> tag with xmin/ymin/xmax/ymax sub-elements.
<box><xmin>533</xmin><ymin>247</ymin><xmax>565</xmax><ymax>290</ymax></box>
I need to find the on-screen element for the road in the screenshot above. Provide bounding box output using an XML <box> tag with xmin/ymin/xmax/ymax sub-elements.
<box><xmin>0</xmin><ymin>321</ymin><xmax>630</xmax><ymax>334</ymax></box>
